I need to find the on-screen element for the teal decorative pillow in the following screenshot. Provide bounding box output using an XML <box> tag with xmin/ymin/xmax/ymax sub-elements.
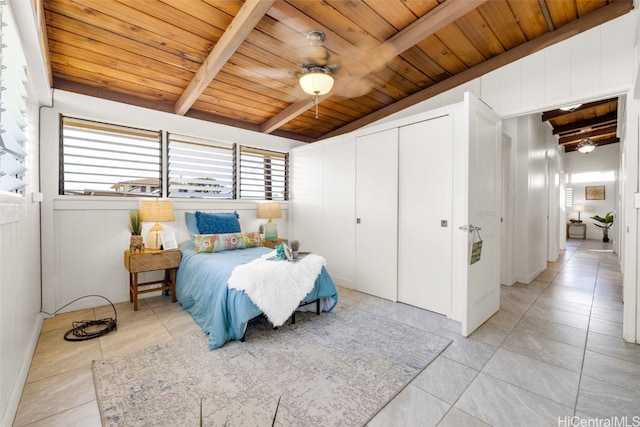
<box><xmin>194</xmin><ymin>232</ymin><xmax>262</xmax><ymax>253</ymax></box>
<box><xmin>185</xmin><ymin>212</ymin><xmax>199</xmax><ymax>240</ymax></box>
<box><xmin>195</xmin><ymin>211</ymin><xmax>241</xmax><ymax>234</ymax></box>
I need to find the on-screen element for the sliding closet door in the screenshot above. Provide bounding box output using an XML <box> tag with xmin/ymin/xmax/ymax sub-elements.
<box><xmin>354</xmin><ymin>128</ymin><xmax>398</xmax><ymax>301</ymax></box>
<box><xmin>398</xmin><ymin>115</ymin><xmax>453</xmax><ymax>315</ymax></box>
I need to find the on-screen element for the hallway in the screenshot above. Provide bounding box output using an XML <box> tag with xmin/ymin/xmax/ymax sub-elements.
<box><xmin>365</xmin><ymin>238</ymin><xmax>638</xmax><ymax>426</ymax></box>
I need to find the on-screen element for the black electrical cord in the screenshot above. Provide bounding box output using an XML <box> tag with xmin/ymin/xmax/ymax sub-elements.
<box><xmin>41</xmin><ymin>295</ymin><xmax>118</xmax><ymax>341</ymax></box>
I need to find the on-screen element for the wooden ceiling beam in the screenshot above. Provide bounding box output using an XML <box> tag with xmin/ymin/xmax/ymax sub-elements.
<box><xmin>552</xmin><ymin>112</ymin><xmax>618</xmax><ymax>135</ymax></box>
<box><xmin>261</xmin><ymin>0</ymin><xmax>488</xmax><ymax>134</ymax></box>
<box><xmin>559</xmin><ymin>125</ymin><xmax>618</xmax><ymax>145</ymax></box>
<box><xmin>541</xmin><ymin>98</ymin><xmax>617</xmax><ymax>122</ymax></box>
<box><xmin>174</xmin><ymin>0</ymin><xmax>275</xmax><ymax>116</ymax></box>
<box><xmin>384</xmin><ymin>0</ymin><xmax>489</xmax><ymax>54</ymax></box>
<box><xmin>322</xmin><ymin>0</ymin><xmax>632</xmax><ymax>140</ymax></box>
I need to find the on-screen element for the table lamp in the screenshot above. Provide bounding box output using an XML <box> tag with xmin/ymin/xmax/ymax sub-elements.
<box><xmin>257</xmin><ymin>202</ymin><xmax>282</xmax><ymax>241</ymax></box>
<box><xmin>139</xmin><ymin>200</ymin><xmax>175</xmax><ymax>249</ymax></box>
<box><xmin>574</xmin><ymin>205</ymin><xmax>585</xmax><ymax>223</ymax></box>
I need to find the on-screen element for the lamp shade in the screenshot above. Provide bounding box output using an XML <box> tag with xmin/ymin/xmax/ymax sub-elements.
<box><xmin>139</xmin><ymin>200</ymin><xmax>175</xmax><ymax>222</ymax></box>
<box><xmin>299</xmin><ymin>71</ymin><xmax>334</xmax><ymax>96</ymax></box>
<box><xmin>256</xmin><ymin>202</ymin><xmax>282</xmax><ymax>220</ymax></box>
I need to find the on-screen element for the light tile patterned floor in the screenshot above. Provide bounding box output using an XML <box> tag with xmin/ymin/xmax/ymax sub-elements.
<box><xmin>13</xmin><ymin>239</ymin><xmax>639</xmax><ymax>426</ymax></box>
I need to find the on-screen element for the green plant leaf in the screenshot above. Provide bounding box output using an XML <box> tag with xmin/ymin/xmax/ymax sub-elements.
<box><xmin>128</xmin><ymin>210</ymin><xmax>142</xmax><ymax>235</ymax></box>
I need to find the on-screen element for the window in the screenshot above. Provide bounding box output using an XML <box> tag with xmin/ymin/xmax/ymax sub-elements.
<box><xmin>0</xmin><ymin>4</ymin><xmax>28</xmax><ymax>193</ymax></box>
<box><xmin>167</xmin><ymin>133</ymin><xmax>235</xmax><ymax>199</ymax></box>
<box><xmin>59</xmin><ymin>118</ymin><xmax>289</xmax><ymax>200</ymax></box>
<box><xmin>239</xmin><ymin>146</ymin><xmax>288</xmax><ymax>200</ymax></box>
<box><xmin>565</xmin><ymin>187</ymin><xmax>573</xmax><ymax>208</ymax></box>
<box><xmin>570</xmin><ymin>170</ymin><xmax>615</xmax><ymax>183</ymax></box>
<box><xmin>60</xmin><ymin>117</ymin><xmax>162</xmax><ymax>196</ymax></box>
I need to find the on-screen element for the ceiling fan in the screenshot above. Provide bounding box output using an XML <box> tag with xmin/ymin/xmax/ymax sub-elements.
<box><xmin>239</xmin><ymin>28</ymin><xmax>395</xmax><ymax>119</ymax></box>
<box><xmin>296</xmin><ymin>30</ymin><xmax>336</xmax><ymax>118</ymax></box>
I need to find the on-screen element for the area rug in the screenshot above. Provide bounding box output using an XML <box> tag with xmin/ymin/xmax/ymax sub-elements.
<box><xmin>93</xmin><ymin>304</ymin><xmax>451</xmax><ymax>426</ymax></box>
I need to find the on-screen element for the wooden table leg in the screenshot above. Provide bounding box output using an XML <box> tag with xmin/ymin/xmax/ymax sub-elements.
<box><xmin>170</xmin><ymin>268</ymin><xmax>177</xmax><ymax>303</ymax></box>
<box><xmin>132</xmin><ymin>272</ymin><xmax>139</xmax><ymax>311</ymax></box>
<box><xmin>129</xmin><ymin>273</ymin><xmax>133</xmax><ymax>303</ymax></box>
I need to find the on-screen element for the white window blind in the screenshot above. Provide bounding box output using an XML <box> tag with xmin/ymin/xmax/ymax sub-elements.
<box><xmin>167</xmin><ymin>133</ymin><xmax>235</xmax><ymax>199</ymax></box>
<box><xmin>239</xmin><ymin>146</ymin><xmax>288</xmax><ymax>200</ymax></box>
<box><xmin>565</xmin><ymin>187</ymin><xmax>573</xmax><ymax>207</ymax></box>
<box><xmin>0</xmin><ymin>3</ymin><xmax>28</xmax><ymax>193</ymax></box>
<box><xmin>60</xmin><ymin>117</ymin><xmax>162</xmax><ymax>196</ymax></box>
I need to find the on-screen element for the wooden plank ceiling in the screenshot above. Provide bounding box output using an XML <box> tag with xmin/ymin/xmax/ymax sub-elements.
<box><xmin>542</xmin><ymin>97</ymin><xmax>619</xmax><ymax>153</ymax></box>
<box><xmin>41</xmin><ymin>0</ymin><xmax>633</xmax><ymax>143</ymax></box>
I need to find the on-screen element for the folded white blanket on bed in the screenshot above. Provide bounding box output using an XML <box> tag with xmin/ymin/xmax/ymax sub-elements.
<box><xmin>227</xmin><ymin>252</ymin><xmax>326</xmax><ymax>327</ymax></box>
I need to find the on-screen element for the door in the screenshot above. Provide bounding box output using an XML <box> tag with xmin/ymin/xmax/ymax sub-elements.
<box><xmin>354</xmin><ymin>128</ymin><xmax>398</xmax><ymax>301</ymax></box>
<box><xmin>452</xmin><ymin>93</ymin><xmax>502</xmax><ymax>337</ymax></box>
<box><xmin>398</xmin><ymin>115</ymin><xmax>453</xmax><ymax>315</ymax></box>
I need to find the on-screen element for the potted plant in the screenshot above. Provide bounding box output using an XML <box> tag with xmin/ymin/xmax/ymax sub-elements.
<box><xmin>590</xmin><ymin>211</ymin><xmax>614</xmax><ymax>242</ymax></box>
<box><xmin>128</xmin><ymin>210</ymin><xmax>144</xmax><ymax>252</ymax></box>
<box><xmin>290</xmin><ymin>240</ymin><xmax>300</xmax><ymax>259</ymax></box>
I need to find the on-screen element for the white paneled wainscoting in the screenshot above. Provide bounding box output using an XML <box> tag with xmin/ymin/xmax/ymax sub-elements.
<box><xmin>40</xmin><ymin>200</ymin><xmax>289</xmax><ymax>315</ymax></box>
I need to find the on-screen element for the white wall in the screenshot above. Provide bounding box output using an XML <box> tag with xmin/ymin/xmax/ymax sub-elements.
<box><xmin>39</xmin><ymin>90</ymin><xmax>302</xmax><ymax>314</ymax></box>
<box><xmin>502</xmin><ymin>115</ymin><xmax>561</xmax><ymax>284</ymax></box>
<box><xmin>563</xmin><ymin>143</ymin><xmax>620</xmax><ymax>241</ymax></box>
<box><xmin>480</xmin><ymin>12</ymin><xmax>634</xmax><ymax>118</ymax></box>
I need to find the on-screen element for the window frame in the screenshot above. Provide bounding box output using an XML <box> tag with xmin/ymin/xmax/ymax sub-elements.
<box><xmin>239</xmin><ymin>145</ymin><xmax>289</xmax><ymax>201</ymax></box>
<box><xmin>58</xmin><ymin>118</ymin><xmax>290</xmax><ymax>201</ymax></box>
<box><xmin>59</xmin><ymin>116</ymin><xmax>163</xmax><ymax>197</ymax></box>
<box><xmin>167</xmin><ymin>132</ymin><xmax>236</xmax><ymax>199</ymax></box>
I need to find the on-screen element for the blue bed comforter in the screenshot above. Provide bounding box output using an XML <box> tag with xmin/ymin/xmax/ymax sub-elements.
<box><xmin>176</xmin><ymin>241</ymin><xmax>338</xmax><ymax>349</ymax></box>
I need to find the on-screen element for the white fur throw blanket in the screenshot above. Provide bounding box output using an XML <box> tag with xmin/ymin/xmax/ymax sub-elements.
<box><xmin>228</xmin><ymin>253</ymin><xmax>326</xmax><ymax>327</ymax></box>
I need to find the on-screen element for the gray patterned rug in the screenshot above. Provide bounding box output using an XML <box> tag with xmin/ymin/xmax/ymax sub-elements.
<box><xmin>93</xmin><ymin>304</ymin><xmax>451</xmax><ymax>426</ymax></box>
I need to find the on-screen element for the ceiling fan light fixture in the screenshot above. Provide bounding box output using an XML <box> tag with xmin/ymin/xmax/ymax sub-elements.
<box><xmin>577</xmin><ymin>137</ymin><xmax>597</xmax><ymax>154</ymax></box>
<box><xmin>299</xmin><ymin>68</ymin><xmax>334</xmax><ymax>96</ymax></box>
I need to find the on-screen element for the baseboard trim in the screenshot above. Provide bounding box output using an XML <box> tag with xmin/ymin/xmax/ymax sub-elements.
<box><xmin>515</xmin><ymin>266</ymin><xmax>547</xmax><ymax>284</ymax></box>
<box><xmin>1</xmin><ymin>313</ymin><xmax>44</xmax><ymax>427</ymax></box>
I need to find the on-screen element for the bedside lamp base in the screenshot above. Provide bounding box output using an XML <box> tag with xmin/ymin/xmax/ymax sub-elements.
<box><xmin>264</xmin><ymin>221</ymin><xmax>278</xmax><ymax>241</ymax></box>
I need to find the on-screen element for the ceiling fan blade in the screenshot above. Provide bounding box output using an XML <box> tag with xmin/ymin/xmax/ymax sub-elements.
<box><xmin>335</xmin><ymin>76</ymin><xmax>375</xmax><ymax>99</ymax></box>
<box><xmin>301</xmin><ymin>45</ymin><xmax>330</xmax><ymax>66</ymax></box>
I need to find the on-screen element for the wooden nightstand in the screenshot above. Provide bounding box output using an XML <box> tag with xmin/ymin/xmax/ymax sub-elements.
<box><xmin>124</xmin><ymin>249</ymin><xmax>181</xmax><ymax>311</ymax></box>
<box><xmin>567</xmin><ymin>223</ymin><xmax>586</xmax><ymax>239</ymax></box>
<box><xmin>262</xmin><ymin>238</ymin><xmax>288</xmax><ymax>249</ymax></box>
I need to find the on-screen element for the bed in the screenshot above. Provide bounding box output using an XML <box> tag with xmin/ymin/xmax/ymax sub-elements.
<box><xmin>176</xmin><ymin>211</ymin><xmax>338</xmax><ymax>350</ymax></box>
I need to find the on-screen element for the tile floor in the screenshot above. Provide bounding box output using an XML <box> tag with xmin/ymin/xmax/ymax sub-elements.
<box><xmin>13</xmin><ymin>239</ymin><xmax>639</xmax><ymax>426</ymax></box>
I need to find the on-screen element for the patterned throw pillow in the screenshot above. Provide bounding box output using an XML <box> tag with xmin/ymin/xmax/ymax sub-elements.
<box><xmin>194</xmin><ymin>232</ymin><xmax>262</xmax><ymax>253</ymax></box>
